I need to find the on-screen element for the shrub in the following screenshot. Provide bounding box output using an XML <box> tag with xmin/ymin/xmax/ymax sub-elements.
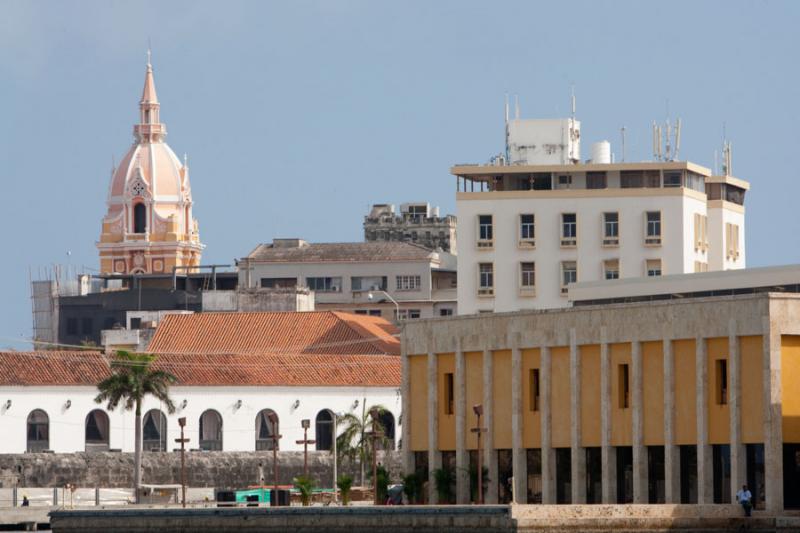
<box><xmin>293</xmin><ymin>475</ymin><xmax>315</xmax><ymax>506</ymax></box>
<box><xmin>337</xmin><ymin>474</ymin><xmax>353</xmax><ymax>506</ymax></box>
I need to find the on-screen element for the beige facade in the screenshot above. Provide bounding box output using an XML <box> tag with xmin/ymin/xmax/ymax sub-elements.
<box><xmin>402</xmin><ymin>290</ymin><xmax>800</xmax><ymax>511</ymax></box>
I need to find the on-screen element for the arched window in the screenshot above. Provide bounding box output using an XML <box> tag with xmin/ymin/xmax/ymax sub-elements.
<box><xmin>199</xmin><ymin>410</ymin><xmax>223</xmax><ymax>451</ymax></box>
<box><xmin>143</xmin><ymin>409</ymin><xmax>167</xmax><ymax>452</ymax></box>
<box><xmin>315</xmin><ymin>409</ymin><xmax>334</xmax><ymax>451</ymax></box>
<box><xmin>85</xmin><ymin>410</ymin><xmax>110</xmax><ymax>452</ymax></box>
<box><xmin>27</xmin><ymin>409</ymin><xmax>49</xmax><ymax>452</ymax></box>
<box><xmin>255</xmin><ymin>409</ymin><xmax>279</xmax><ymax>451</ymax></box>
<box><xmin>379</xmin><ymin>410</ymin><xmax>396</xmax><ymax>451</ymax></box>
<box><xmin>133</xmin><ymin>203</ymin><xmax>147</xmax><ymax>234</ymax></box>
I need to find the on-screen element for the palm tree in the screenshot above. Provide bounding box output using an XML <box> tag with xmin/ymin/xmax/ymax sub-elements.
<box><xmin>95</xmin><ymin>351</ymin><xmax>177</xmax><ymax>494</ymax></box>
<box><xmin>335</xmin><ymin>399</ymin><xmax>390</xmax><ymax>487</ymax></box>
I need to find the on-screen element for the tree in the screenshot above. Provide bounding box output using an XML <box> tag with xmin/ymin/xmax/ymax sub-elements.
<box><xmin>293</xmin><ymin>475</ymin><xmax>315</xmax><ymax>506</ymax></box>
<box><xmin>334</xmin><ymin>399</ymin><xmax>390</xmax><ymax>487</ymax></box>
<box><xmin>95</xmin><ymin>351</ymin><xmax>176</xmax><ymax>494</ymax></box>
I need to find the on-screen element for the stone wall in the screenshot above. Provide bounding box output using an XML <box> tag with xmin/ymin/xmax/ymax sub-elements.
<box><xmin>0</xmin><ymin>450</ymin><xmax>402</xmax><ymax>489</ymax></box>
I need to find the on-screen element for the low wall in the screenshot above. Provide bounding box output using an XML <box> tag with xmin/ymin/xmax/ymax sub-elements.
<box><xmin>0</xmin><ymin>450</ymin><xmax>402</xmax><ymax>489</ymax></box>
<box><xmin>49</xmin><ymin>506</ymin><xmax>514</xmax><ymax>533</ymax></box>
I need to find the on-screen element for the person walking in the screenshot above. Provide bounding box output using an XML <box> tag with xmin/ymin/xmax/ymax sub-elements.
<box><xmin>736</xmin><ymin>484</ymin><xmax>753</xmax><ymax>517</ymax></box>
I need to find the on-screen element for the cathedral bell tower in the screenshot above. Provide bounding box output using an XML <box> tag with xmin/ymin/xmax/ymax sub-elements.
<box><xmin>97</xmin><ymin>55</ymin><xmax>204</xmax><ymax>275</ymax></box>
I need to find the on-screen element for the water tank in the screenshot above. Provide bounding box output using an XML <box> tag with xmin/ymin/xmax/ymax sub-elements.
<box><xmin>591</xmin><ymin>141</ymin><xmax>611</xmax><ymax>164</ymax></box>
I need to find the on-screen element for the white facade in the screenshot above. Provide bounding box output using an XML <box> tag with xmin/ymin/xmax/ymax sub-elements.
<box><xmin>0</xmin><ymin>385</ymin><xmax>400</xmax><ymax>454</ymax></box>
<box><xmin>507</xmin><ymin>118</ymin><xmax>580</xmax><ymax>165</ymax></box>
<box><xmin>453</xmin><ymin>162</ymin><xmax>748</xmax><ymax>315</ymax></box>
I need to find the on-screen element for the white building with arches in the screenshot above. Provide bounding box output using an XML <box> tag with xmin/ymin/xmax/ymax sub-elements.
<box><xmin>0</xmin><ymin>312</ymin><xmax>401</xmax><ymax>454</ymax></box>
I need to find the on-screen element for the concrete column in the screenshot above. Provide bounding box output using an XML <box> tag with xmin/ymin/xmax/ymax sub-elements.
<box><xmin>511</xmin><ymin>334</ymin><xmax>527</xmax><ymax>503</ymax></box>
<box><xmin>663</xmin><ymin>335</ymin><xmax>680</xmax><ymax>503</ymax></box>
<box><xmin>569</xmin><ymin>328</ymin><xmax>586</xmax><ymax>503</ymax></box>
<box><xmin>483</xmin><ymin>345</ymin><xmax>498</xmax><ymax>504</ymax></box>
<box><xmin>540</xmin><ymin>345</ymin><xmax>555</xmax><ymax>504</ymax></box>
<box><xmin>631</xmin><ymin>340</ymin><xmax>647</xmax><ymax>503</ymax></box>
<box><xmin>763</xmin><ymin>316</ymin><xmax>784</xmax><ymax>512</ymax></box>
<box><xmin>695</xmin><ymin>336</ymin><xmax>712</xmax><ymax>504</ymax></box>
<box><xmin>401</xmin><ymin>336</ymin><xmax>414</xmax><ymax>475</ymax></box>
<box><xmin>455</xmin><ymin>338</ymin><xmax>469</xmax><ymax>504</ymax></box>
<box><xmin>427</xmin><ymin>347</ymin><xmax>441</xmax><ymax>504</ymax></box>
<box><xmin>600</xmin><ymin>327</ymin><xmax>616</xmax><ymax>503</ymax></box>
<box><xmin>728</xmin><ymin>319</ymin><xmax>745</xmax><ymax>504</ymax></box>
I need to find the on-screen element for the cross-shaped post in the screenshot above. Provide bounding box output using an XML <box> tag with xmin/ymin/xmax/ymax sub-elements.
<box><xmin>471</xmin><ymin>404</ymin><xmax>487</xmax><ymax>505</ymax></box>
<box><xmin>295</xmin><ymin>419</ymin><xmax>316</xmax><ymax>478</ymax></box>
<box><xmin>267</xmin><ymin>412</ymin><xmax>282</xmax><ymax>495</ymax></box>
<box><xmin>174</xmin><ymin>417</ymin><xmax>190</xmax><ymax>508</ymax></box>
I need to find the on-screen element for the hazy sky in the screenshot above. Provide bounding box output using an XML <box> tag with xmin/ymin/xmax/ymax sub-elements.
<box><xmin>1</xmin><ymin>0</ymin><xmax>799</xmax><ymax>347</ymax></box>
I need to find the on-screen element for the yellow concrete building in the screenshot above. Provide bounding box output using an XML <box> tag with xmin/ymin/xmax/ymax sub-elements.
<box><xmin>97</xmin><ymin>55</ymin><xmax>203</xmax><ymax>275</ymax></box>
<box><xmin>400</xmin><ymin>268</ymin><xmax>800</xmax><ymax>512</ymax></box>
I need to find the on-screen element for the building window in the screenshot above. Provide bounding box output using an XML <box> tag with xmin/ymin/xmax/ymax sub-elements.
<box><xmin>396</xmin><ymin>275</ymin><xmax>422</xmax><ymax>291</ymax></box>
<box><xmin>256</xmin><ymin>409</ymin><xmax>279</xmax><ymax>451</ymax></box>
<box><xmin>561</xmin><ymin>261</ymin><xmax>577</xmax><ymax>294</ymax></box>
<box><xmin>478</xmin><ymin>263</ymin><xmax>494</xmax><ymax>295</ymax></box>
<box><xmin>260</xmin><ymin>277</ymin><xmax>297</xmax><ymax>289</ymax></box>
<box><xmin>199</xmin><ymin>409</ymin><xmax>223</xmax><ymax>451</ymax></box>
<box><xmin>561</xmin><ymin>213</ymin><xmax>577</xmax><ymax>244</ymax></box>
<box><xmin>520</xmin><ymin>214</ymin><xmax>535</xmax><ymax>245</ymax></box>
<box><xmin>443</xmin><ymin>373</ymin><xmax>454</xmax><ymax>415</ymax></box>
<box><xmin>143</xmin><ymin>409</ymin><xmax>167</xmax><ymax>452</ymax></box>
<box><xmin>133</xmin><ymin>203</ymin><xmax>147</xmax><ymax>234</ymax></box>
<box><xmin>646</xmin><ymin>259</ymin><xmax>662</xmax><ymax>277</ymax></box>
<box><xmin>27</xmin><ymin>409</ymin><xmax>49</xmax><ymax>452</ymax></box>
<box><xmin>556</xmin><ymin>174</ymin><xmax>572</xmax><ymax>189</ymax></box>
<box><xmin>66</xmin><ymin>317</ymin><xmax>78</xmax><ymax>336</ymax></box>
<box><xmin>315</xmin><ymin>410</ymin><xmax>334</xmax><ymax>451</ymax></box>
<box><xmin>604</xmin><ymin>259</ymin><xmax>620</xmax><ymax>280</ymax></box>
<box><xmin>351</xmin><ymin>276</ymin><xmax>387</xmax><ymax>291</ymax></box>
<box><xmin>395</xmin><ymin>309</ymin><xmax>421</xmax><ymax>320</ymax></box>
<box><xmin>478</xmin><ymin>215</ymin><xmax>493</xmax><ymax>246</ymax></box>
<box><xmin>520</xmin><ymin>262</ymin><xmax>536</xmax><ymax>290</ymax></box>
<box><xmin>603</xmin><ymin>212</ymin><xmax>619</xmax><ymax>245</ymax></box>
<box><xmin>694</xmin><ymin>214</ymin><xmax>709</xmax><ymax>252</ymax></box>
<box><xmin>306</xmin><ymin>277</ymin><xmax>342</xmax><ymax>292</ymax></box>
<box><xmin>440</xmin><ymin>308</ymin><xmax>454</xmax><ymax>317</ymax></box>
<box><xmin>586</xmin><ymin>172</ymin><xmax>607</xmax><ymax>189</ymax></box>
<box><xmin>81</xmin><ymin>317</ymin><xmax>93</xmax><ymax>336</ymax></box>
<box><xmin>618</xmin><ymin>364</ymin><xmax>630</xmax><ymax>409</ymax></box>
<box><xmin>726</xmin><ymin>223</ymin><xmax>740</xmax><ymax>260</ymax></box>
<box><xmin>716</xmin><ymin>359</ymin><xmax>728</xmax><ymax>405</ymax></box>
<box><xmin>645</xmin><ymin>211</ymin><xmax>661</xmax><ymax>244</ymax></box>
<box><xmin>530</xmin><ymin>369</ymin><xmax>540</xmax><ymax>411</ymax></box>
<box><xmin>664</xmin><ymin>170</ymin><xmax>683</xmax><ymax>188</ymax></box>
<box><xmin>85</xmin><ymin>410</ymin><xmax>110</xmax><ymax>452</ymax></box>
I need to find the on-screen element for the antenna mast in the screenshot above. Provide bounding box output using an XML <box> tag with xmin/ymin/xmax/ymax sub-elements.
<box><xmin>621</xmin><ymin>126</ymin><xmax>626</xmax><ymax>162</ymax></box>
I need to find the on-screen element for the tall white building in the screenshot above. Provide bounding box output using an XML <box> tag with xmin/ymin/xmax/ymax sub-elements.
<box><xmin>454</xmin><ymin>114</ymin><xmax>748</xmax><ymax>314</ymax></box>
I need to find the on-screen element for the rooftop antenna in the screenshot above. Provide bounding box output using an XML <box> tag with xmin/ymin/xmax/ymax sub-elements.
<box><xmin>673</xmin><ymin>118</ymin><xmax>682</xmax><ymax>160</ymax></box>
<box><xmin>570</xmin><ymin>85</ymin><xmax>576</xmax><ymax>121</ymax></box>
<box><xmin>514</xmin><ymin>94</ymin><xmax>520</xmax><ymax>120</ymax></box>
<box><xmin>620</xmin><ymin>126</ymin><xmax>627</xmax><ymax>162</ymax></box>
<box><xmin>504</xmin><ymin>94</ymin><xmax>510</xmax><ymax>163</ymax></box>
<box><xmin>665</xmin><ymin>119</ymin><xmax>672</xmax><ymax>161</ymax></box>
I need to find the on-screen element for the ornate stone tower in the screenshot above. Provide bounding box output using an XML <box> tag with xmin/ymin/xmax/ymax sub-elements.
<box><xmin>97</xmin><ymin>56</ymin><xmax>204</xmax><ymax>274</ymax></box>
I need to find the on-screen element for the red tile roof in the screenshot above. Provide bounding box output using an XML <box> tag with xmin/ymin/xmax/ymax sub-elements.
<box><xmin>147</xmin><ymin>311</ymin><xmax>399</xmax><ymax>356</ymax></box>
<box><xmin>0</xmin><ymin>351</ymin><xmax>400</xmax><ymax>388</ymax></box>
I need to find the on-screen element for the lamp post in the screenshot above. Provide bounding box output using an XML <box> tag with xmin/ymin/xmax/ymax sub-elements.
<box><xmin>367</xmin><ymin>290</ymin><xmax>401</xmax><ymax>321</ymax></box>
<box><xmin>174</xmin><ymin>417</ymin><xmax>190</xmax><ymax>508</ymax></box>
<box><xmin>267</xmin><ymin>412</ymin><xmax>282</xmax><ymax>494</ymax></box>
<box><xmin>471</xmin><ymin>404</ymin><xmax>487</xmax><ymax>505</ymax></box>
<box><xmin>295</xmin><ymin>419</ymin><xmax>316</xmax><ymax>478</ymax></box>
<box><xmin>369</xmin><ymin>408</ymin><xmax>384</xmax><ymax>505</ymax></box>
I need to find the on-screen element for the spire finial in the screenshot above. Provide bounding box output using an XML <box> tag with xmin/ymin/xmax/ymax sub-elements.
<box><xmin>147</xmin><ymin>48</ymin><xmax>152</xmax><ymax>68</ymax></box>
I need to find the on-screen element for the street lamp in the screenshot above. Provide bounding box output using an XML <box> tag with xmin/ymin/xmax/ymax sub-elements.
<box><xmin>369</xmin><ymin>407</ymin><xmax>384</xmax><ymax>505</ymax></box>
<box><xmin>295</xmin><ymin>419</ymin><xmax>315</xmax><ymax>478</ymax></box>
<box><xmin>471</xmin><ymin>404</ymin><xmax>487</xmax><ymax>505</ymax></box>
<box><xmin>267</xmin><ymin>411</ymin><xmax>282</xmax><ymax>496</ymax></box>
<box><xmin>367</xmin><ymin>290</ymin><xmax>401</xmax><ymax>321</ymax></box>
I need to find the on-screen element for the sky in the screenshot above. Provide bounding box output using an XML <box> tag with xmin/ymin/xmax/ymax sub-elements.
<box><xmin>1</xmin><ymin>0</ymin><xmax>799</xmax><ymax>347</ymax></box>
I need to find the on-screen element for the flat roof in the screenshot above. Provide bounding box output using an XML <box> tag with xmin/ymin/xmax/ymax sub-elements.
<box><xmin>451</xmin><ymin>160</ymin><xmax>712</xmax><ymax>177</ymax></box>
<box><xmin>569</xmin><ymin>264</ymin><xmax>800</xmax><ymax>305</ymax></box>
